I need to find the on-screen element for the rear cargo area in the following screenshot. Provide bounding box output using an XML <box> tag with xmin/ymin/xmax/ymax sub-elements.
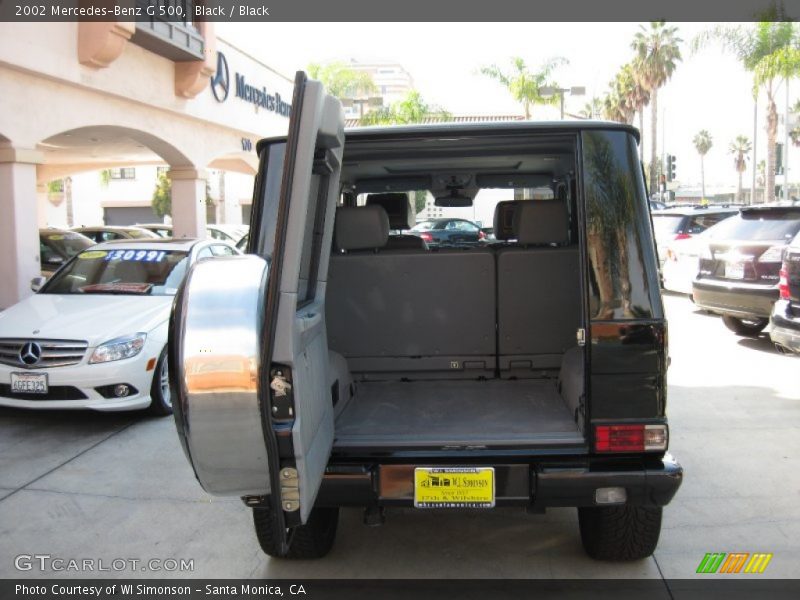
<box><xmin>326</xmin><ymin>139</ymin><xmax>587</xmax><ymax>451</ymax></box>
<box><xmin>334</xmin><ymin>379</ymin><xmax>583</xmax><ymax>447</ymax></box>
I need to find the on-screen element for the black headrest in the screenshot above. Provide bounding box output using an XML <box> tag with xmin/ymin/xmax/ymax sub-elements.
<box><xmin>366</xmin><ymin>193</ymin><xmax>414</xmax><ymax>230</ymax></box>
<box><xmin>334</xmin><ymin>206</ymin><xmax>390</xmax><ymax>251</ymax></box>
<box><xmin>513</xmin><ymin>201</ymin><xmax>570</xmax><ymax>245</ymax></box>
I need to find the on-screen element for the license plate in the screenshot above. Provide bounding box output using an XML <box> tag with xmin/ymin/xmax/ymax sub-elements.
<box><xmin>10</xmin><ymin>372</ymin><xmax>48</xmax><ymax>395</ymax></box>
<box><xmin>725</xmin><ymin>262</ymin><xmax>745</xmax><ymax>279</ymax></box>
<box><xmin>414</xmin><ymin>467</ymin><xmax>495</xmax><ymax>508</ymax></box>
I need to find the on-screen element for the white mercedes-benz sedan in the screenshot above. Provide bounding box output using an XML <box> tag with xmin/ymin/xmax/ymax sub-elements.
<box><xmin>0</xmin><ymin>237</ymin><xmax>239</xmax><ymax>415</ymax></box>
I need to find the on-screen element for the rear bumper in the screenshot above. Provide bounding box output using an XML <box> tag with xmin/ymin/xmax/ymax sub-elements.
<box><xmin>315</xmin><ymin>454</ymin><xmax>683</xmax><ymax>509</ymax></box>
<box><xmin>692</xmin><ymin>279</ymin><xmax>778</xmax><ymax>319</ymax></box>
<box><xmin>770</xmin><ymin>300</ymin><xmax>800</xmax><ymax>353</ymax></box>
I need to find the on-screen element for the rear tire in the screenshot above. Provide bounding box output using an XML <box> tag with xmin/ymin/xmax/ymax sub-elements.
<box><xmin>147</xmin><ymin>348</ymin><xmax>172</xmax><ymax>416</ymax></box>
<box><xmin>253</xmin><ymin>504</ymin><xmax>339</xmax><ymax>559</ymax></box>
<box><xmin>578</xmin><ymin>505</ymin><xmax>662</xmax><ymax>561</ymax></box>
<box><xmin>722</xmin><ymin>315</ymin><xmax>768</xmax><ymax>336</ymax></box>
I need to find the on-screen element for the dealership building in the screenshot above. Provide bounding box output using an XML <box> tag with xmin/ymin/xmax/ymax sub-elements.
<box><xmin>0</xmin><ymin>18</ymin><xmax>293</xmax><ymax>308</ymax></box>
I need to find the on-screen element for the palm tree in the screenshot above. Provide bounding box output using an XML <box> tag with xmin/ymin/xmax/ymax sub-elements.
<box><xmin>580</xmin><ymin>97</ymin><xmax>603</xmax><ymax>119</ymax></box>
<box><xmin>306</xmin><ymin>62</ymin><xmax>377</xmax><ymax>99</ymax></box>
<box><xmin>629</xmin><ymin>62</ymin><xmax>652</xmax><ymax>161</ymax></box>
<box><xmin>693</xmin><ymin>20</ymin><xmax>798</xmax><ymax>203</ymax></box>
<box><xmin>693</xmin><ymin>130</ymin><xmax>713</xmax><ymax>202</ymax></box>
<box><xmin>632</xmin><ymin>21</ymin><xmax>682</xmax><ymax>195</ymax></box>
<box><xmin>602</xmin><ymin>66</ymin><xmax>638</xmax><ymax>124</ymax></box>
<box><xmin>360</xmin><ymin>90</ymin><xmax>451</xmax><ymax>126</ymax></box>
<box><xmin>729</xmin><ymin>135</ymin><xmax>752</xmax><ymax>204</ymax></box>
<box><xmin>480</xmin><ymin>57</ymin><xmax>568</xmax><ymax>119</ymax></box>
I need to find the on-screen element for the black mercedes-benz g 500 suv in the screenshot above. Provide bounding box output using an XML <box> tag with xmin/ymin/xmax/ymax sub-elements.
<box><xmin>169</xmin><ymin>73</ymin><xmax>682</xmax><ymax>561</ymax></box>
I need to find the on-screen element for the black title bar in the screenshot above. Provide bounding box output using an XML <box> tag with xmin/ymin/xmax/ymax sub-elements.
<box><xmin>1</xmin><ymin>0</ymin><xmax>799</xmax><ymax>23</ymax></box>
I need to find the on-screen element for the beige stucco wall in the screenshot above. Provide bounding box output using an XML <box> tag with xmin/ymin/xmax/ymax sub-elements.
<box><xmin>0</xmin><ymin>22</ymin><xmax>293</xmax><ymax>167</ymax></box>
<box><xmin>0</xmin><ymin>21</ymin><xmax>292</xmax><ymax>308</ymax></box>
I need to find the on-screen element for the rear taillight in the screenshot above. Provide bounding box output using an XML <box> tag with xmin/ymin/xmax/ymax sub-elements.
<box><xmin>478</xmin><ymin>230</ymin><xmax>486</xmax><ymax>241</ymax></box>
<box><xmin>594</xmin><ymin>424</ymin><xmax>668</xmax><ymax>453</ymax></box>
<box><xmin>779</xmin><ymin>265</ymin><xmax>790</xmax><ymax>300</ymax></box>
<box><xmin>420</xmin><ymin>232</ymin><xmax>433</xmax><ymax>243</ymax></box>
<box><xmin>674</xmin><ymin>233</ymin><xmax>691</xmax><ymax>241</ymax></box>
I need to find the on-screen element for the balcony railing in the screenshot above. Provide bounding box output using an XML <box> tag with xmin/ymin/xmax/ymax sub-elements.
<box><xmin>131</xmin><ymin>0</ymin><xmax>205</xmax><ymax>62</ymax></box>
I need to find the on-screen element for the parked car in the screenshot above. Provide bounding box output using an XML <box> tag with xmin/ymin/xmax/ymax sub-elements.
<box><xmin>409</xmin><ymin>218</ymin><xmax>486</xmax><ymax>246</ymax></box>
<box><xmin>136</xmin><ymin>223</ymin><xmax>249</xmax><ymax>245</ymax></box>
<box><xmin>39</xmin><ymin>228</ymin><xmax>94</xmax><ymax>277</ymax></box>
<box><xmin>169</xmin><ymin>75</ymin><xmax>682</xmax><ymax>562</ymax></box>
<box><xmin>651</xmin><ymin>206</ymin><xmax>738</xmax><ymax>266</ymax></box>
<box><xmin>72</xmin><ymin>225</ymin><xmax>160</xmax><ymax>243</ymax></box>
<box><xmin>0</xmin><ymin>238</ymin><xmax>239</xmax><ymax>415</ymax></box>
<box><xmin>207</xmin><ymin>224</ymin><xmax>249</xmax><ymax>245</ymax></box>
<box><xmin>693</xmin><ymin>205</ymin><xmax>800</xmax><ymax>336</ymax></box>
<box><xmin>662</xmin><ymin>223</ymin><xmax>727</xmax><ymax>295</ymax></box>
<box><xmin>135</xmin><ymin>223</ymin><xmax>174</xmax><ymax>238</ymax></box>
<box><xmin>770</xmin><ymin>229</ymin><xmax>800</xmax><ymax>355</ymax></box>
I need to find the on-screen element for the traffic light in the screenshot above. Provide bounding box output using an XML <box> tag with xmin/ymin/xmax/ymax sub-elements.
<box><xmin>666</xmin><ymin>154</ymin><xmax>677</xmax><ymax>182</ymax></box>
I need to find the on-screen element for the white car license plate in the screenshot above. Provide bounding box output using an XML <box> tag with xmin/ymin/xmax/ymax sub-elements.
<box><xmin>10</xmin><ymin>372</ymin><xmax>48</xmax><ymax>394</ymax></box>
<box><xmin>725</xmin><ymin>262</ymin><xmax>745</xmax><ymax>279</ymax></box>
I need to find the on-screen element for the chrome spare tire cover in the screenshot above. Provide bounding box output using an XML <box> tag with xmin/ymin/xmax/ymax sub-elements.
<box><xmin>170</xmin><ymin>254</ymin><xmax>271</xmax><ymax>496</ymax></box>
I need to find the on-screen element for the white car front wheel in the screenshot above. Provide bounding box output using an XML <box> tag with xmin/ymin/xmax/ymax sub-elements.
<box><xmin>147</xmin><ymin>348</ymin><xmax>172</xmax><ymax>416</ymax></box>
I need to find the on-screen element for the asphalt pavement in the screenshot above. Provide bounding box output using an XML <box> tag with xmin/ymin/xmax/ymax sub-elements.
<box><xmin>0</xmin><ymin>293</ymin><xmax>798</xmax><ymax>579</ymax></box>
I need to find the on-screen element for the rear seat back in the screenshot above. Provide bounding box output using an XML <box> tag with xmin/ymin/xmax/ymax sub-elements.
<box><xmin>496</xmin><ymin>201</ymin><xmax>582</xmax><ymax>377</ymax></box>
<box><xmin>327</xmin><ymin>206</ymin><xmax>495</xmax><ymax>379</ymax></box>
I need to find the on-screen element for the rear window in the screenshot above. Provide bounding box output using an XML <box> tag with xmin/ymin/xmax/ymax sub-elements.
<box><xmin>686</xmin><ymin>213</ymin><xmax>734</xmax><ymax>234</ymax></box>
<box><xmin>40</xmin><ymin>232</ymin><xmax>93</xmax><ymax>260</ymax></box>
<box><xmin>651</xmin><ymin>215</ymin><xmax>684</xmax><ymax>236</ymax></box>
<box><xmin>707</xmin><ymin>211</ymin><xmax>800</xmax><ymax>242</ymax></box>
<box><xmin>410</xmin><ymin>221</ymin><xmax>435</xmax><ymax>232</ymax></box>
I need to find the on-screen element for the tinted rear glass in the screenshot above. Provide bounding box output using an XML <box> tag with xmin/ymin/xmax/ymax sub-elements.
<box><xmin>707</xmin><ymin>212</ymin><xmax>800</xmax><ymax>242</ymax></box>
<box><xmin>651</xmin><ymin>215</ymin><xmax>684</xmax><ymax>236</ymax></box>
<box><xmin>41</xmin><ymin>232</ymin><xmax>93</xmax><ymax>259</ymax></box>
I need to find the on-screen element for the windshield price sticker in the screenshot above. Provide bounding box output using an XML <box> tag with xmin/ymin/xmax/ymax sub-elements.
<box><xmin>104</xmin><ymin>250</ymin><xmax>167</xmax><ymax>263</ymax></box>
<box><xmin>78</xmin><ymin>250</ymin><xmax>108</xmax><ymax>260</ymax></box>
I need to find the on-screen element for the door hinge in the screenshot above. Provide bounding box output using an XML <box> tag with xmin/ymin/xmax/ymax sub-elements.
<box><xmin>279</xmin><ymin>467</ymin><xmax>300</xmax><ymax>512</ymax></box>
<box><xmin>576</xmin><ymin>328</ymin><xmax>586</xmax><ymax>346</ymax></box>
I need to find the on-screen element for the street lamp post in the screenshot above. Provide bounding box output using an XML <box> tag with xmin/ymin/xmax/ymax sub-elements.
<box><xmin>540</xmin><ymin>86</ymin><xmax>586</xmax><ymax>120</ymax></box>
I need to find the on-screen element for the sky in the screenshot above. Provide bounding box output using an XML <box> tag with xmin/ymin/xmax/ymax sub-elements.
<box><xmin>217</xmin><ymin>22</ymin><xmax>799</xmax><ymax>193</ymax></box>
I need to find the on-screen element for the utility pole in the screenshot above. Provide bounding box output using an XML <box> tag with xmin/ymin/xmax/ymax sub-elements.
<box><xmin>751</xmin><ymin>96</ymin><xmax>758</xmax><ymax>205</ymax></box>
<box><xmin>784</xmin><ymin>79</ymin><xmax>790</xmax><ymax>202</ymax></box>
<box><xmin>661</xmin><ymin>107</ymin><xmax>666</xmax><ymax>197</ymax></box>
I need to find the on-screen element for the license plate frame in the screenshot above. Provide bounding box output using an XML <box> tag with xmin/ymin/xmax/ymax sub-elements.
<box><xmin>10</xmin><ymin>372</ymin><xmax>49</xmax><ymax>395</ymax></box>
<box><xmin>414</xmin><ymin>467</ymin><xmax>495</xmax><ymax>508</ymax></box>
<box><xmin>725</xmin><ymin>261</ymin><xmax>745</xmax><ymax>279</ymax></box>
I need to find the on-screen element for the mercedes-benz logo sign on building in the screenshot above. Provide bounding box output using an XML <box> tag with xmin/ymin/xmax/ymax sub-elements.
<box><xmin>211</xmin><ymin>52</ymin><xmax>230</xmax><ymax>102</ymax></box>
<box><xmin>19</xmin><ymin>342</ymin><xmax>42</xmax><ymax>366</ymax></box>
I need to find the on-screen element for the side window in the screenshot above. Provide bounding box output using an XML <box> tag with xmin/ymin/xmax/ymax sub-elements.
<box><xmin>445</xmin><ymin>221</ymin><xmax>458</xmax><ymax>230</ymax></box>
<box><xmin>297</xmin><ymin>174</ymin><xmax>328</xmax><ymax>306</ymax></box>
<box><xmin>40</xmin><ymin>242</ymin><xmax>55</xmax><ymax>263</ymax></box>
<box><xmin>582</xmin><ymin>130</ymin><xmax>659</xmax><ymax>320</ymax></box>
<box><xmin>196</xmin><ymin>247</ymin><xmax>214</xmax><ymax>261</ymax></box>
<box><xmin>210</xmin><ymin>244</ymin><xmax>235</xmax><ymax>257</ymax></box>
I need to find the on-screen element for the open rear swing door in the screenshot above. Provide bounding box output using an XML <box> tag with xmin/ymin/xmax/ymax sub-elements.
<box><xmin>170</xmin><ymin>72</ymin><xmax>344</xmax><ymax>554</ymax></box>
